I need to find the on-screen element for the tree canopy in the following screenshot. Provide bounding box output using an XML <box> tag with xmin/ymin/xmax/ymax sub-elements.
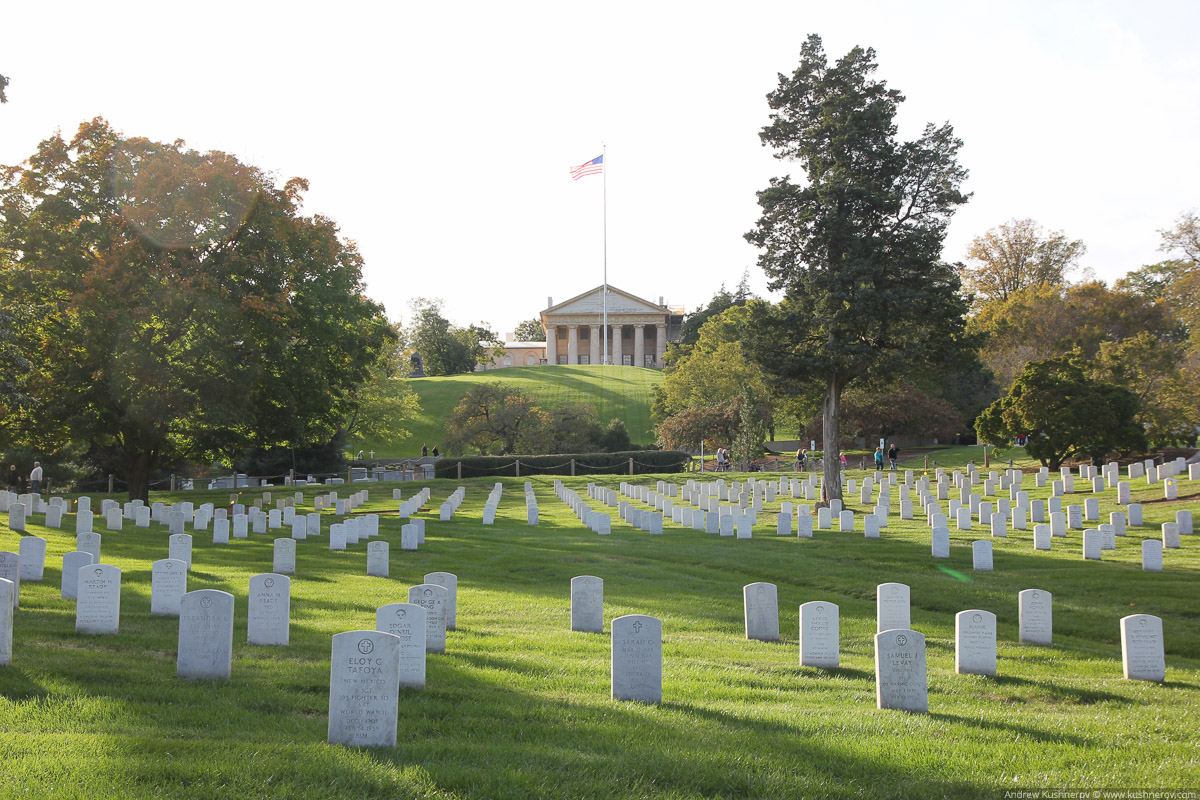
<box><xmin>513</xmin><ymin>318</ymin><xmax>544</xmax><ymax>342</ymax></box>
<box><xmin>409</xmin><ymin>298</ymin><xmax>502</xmax><ymax>376</ymax></box>
<box><xmin>975</xmin><ymin>357</ymin><xmax>1145</xmax><ymax>468</ymax></box>
<box><xmin>744</xmin><ymin>34</ymin><xmax>971</xmax><ymax>499</ymax></box>
<box><xmin>0</xmin><ymin>119</ymin><xmax>393</xmax><ymax>499</ymax></box>
<box><xmin>961</xmin><ymin>218</ymin><xmax>1085</xmax><ymax>303</ymax></box>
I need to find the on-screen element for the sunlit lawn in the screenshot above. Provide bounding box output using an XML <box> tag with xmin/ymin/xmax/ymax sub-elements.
<box><xmin>1</xmin><ymin>465</ymin><xmax>1198</xmax><ymax>798</ymax></box>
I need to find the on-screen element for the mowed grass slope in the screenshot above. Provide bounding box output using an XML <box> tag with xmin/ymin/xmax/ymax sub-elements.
<box><xmin>1</xmin><ymin>468</ymin><xmax>1199</xmax><ymax>799</ymax></box>
<box><xmin>357</xmin><ymin>365</ymin><xmax>664</xmax><ymax>458</ymax></box>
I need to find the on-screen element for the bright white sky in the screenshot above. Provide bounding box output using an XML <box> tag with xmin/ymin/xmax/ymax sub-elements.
<box><xmin>4</xmin><ymin>1</ymin><xmax>1198</xmax><ymax>335</ymax></box>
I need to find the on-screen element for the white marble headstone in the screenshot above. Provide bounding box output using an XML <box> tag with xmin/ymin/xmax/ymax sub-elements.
<box><xmin>327</xmin><ymin>630</ymin><xmax>401</xmax><ymax>747</ymax></box>
<box><xmin>743</xmin><ymin>582</ymin><xmax>779</xmax><ymax>642</ymax></box>
<box><xmin>366</xmin><ymin>541</ymin><xmax>389</xmax><ymax>577</ymax></box>
<box><xmin>408</xmin><ymin>584</ymin><xmax>447</xmax><ymax>653</ymax></box>
<box><xmin>76</xmin><ymin>563</ymin><xmax>120</xmax><ymax>635</ymax></box>
<box><xmin>424</xmin><ymin>572</ymin><xmax>458</xmax><ymax>630</ymax></box>
<box><xmin>375</xmin><ymin>603</ymin><xmax>427</xmax><ymax>689</ymax></box>
<box><xmin>0</xmin><ymin>578</ymin><xmax>11</xmax><ymax>666</ymax></box>
<box><xmin>1019</xmin><ymin>589</ymin><xmax>1052</xmax><ymax>645</ymax></box>
<box><xmin>972</xmin><ymin>540</ymin><xmax>993</xmax><ymax>572</ymax></box>
<box><xmin>955</xmin><ymin>609</ymin><xmax>997</xmax><ymax>676</ymax></box>
<box><xmin>798</xmin><ymin>601</ymin><xmax>839</xmax><ymax>668</ymax></box>
<box><xmin>150</xmin><ymin>559</ymin><xmax>187</xmax><ymax>616</ymax></box>
<box><xmin>876</xmin><ymin>582</ymin><xmax>911</xmax><ymax>633</ymax></box>
<box><xmin>1120</xmin><ymin>614</ymin><xmax>1165</xmax><ymax>682</ymax></box>
<box><xmin>247</xmin><ymin>574</ymin><xmax>290</xmax><ymax>646</ymax></box>
<box><xmin>76</xmin><ymin>531</ymin><xmax>101</xmax><ymax>562</ymax></box>
<box><xmin>875</xmin><ymin>629</ymin><xmax>928</xmax><ymax>713</ymax></box>
<box><xmin>1142</xmin><ymin>539</ymin><xmax>1163</xmax><ymax>571</ymax></box>
<box><xmin>168</xmin><ymin>534</ymin><xmax>193</xmax><ymax>569</ymax></box>
<box><xmin>611</xmin><ymin>614</ymin><xmax>662</xmax><ymax>704</ymax></box>
<box><xmin>18</xmin><ymin>537</ymin><xmax>46</xmax><ymax>581</ymax></box>
<box><xmin>177</xmin><ymin>589</ymin><xmax>234</xmax><ymax>679</ymax></box>
<box><xmin>60</xmin><ymin>551</ymin><xmax>95</xmax><ymax>600</ymax></box>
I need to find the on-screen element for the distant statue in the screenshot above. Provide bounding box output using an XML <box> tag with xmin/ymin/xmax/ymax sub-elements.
<box><xmin>408</xmin><ymin>353</ymin><xmax>426</xmax><ymax>378</ymax></box>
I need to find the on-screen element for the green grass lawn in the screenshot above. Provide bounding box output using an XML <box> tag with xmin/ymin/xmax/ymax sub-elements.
<box><xmin>1</xmin><ymin>466</ymin><xmax>1199</xmax><ymax>798</ymax></box>
<box><xmin>897</xmin><ymin>445</ymin><xmax>1044</xmax><ymax>472</ymax></box>
<box><xmin>352</xmin><ymin>365</ymin><xmax>664</xmax><ymax>459</ymax></box>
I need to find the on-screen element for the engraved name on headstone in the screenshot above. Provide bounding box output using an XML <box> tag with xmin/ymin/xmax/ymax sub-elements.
<box><xmin>955</xmin><ymin>609</ymin><xmax>997</xmax><ymax>676</ymax></box>
<box><xmin>798</xmin><ymin>600</ymin><xmax>839</xmax><ymax>668</ymax></box>
<box><xmin>327</xmin><ymin>630</ymin><xmax>401</xmax><ymax>747</ymax></box>
<box><xmin>571</xmin><ymin>575</ymin><xmax>604</xmax><ymax>633</ymax></box>
<box><xmin>611</xmin><ymin>614</ymin><xmax>662</xmax><ymax>704</ymax></box>
<box><xmin>875</xmin><ymin>629</ymin><xmax>928</xmax><ymax>713</ymax></box>
<box><xmin>375</xmin><ymin>603</ymin><xmax>427</xmax><ymax>689</ymax></box>
<box><xmin>150</xmin><ymin>559</ymin><xmax>188</xmax><ymax>616</ymax></box>
<box><xmin>743</xmin><ymin>582</ymin><xmax>780</xmax><ymax>642</ymax></box>
<box><xmin>248</xmin><ymin>574</ymin><xmax>290</xmax><ymax>646</ymax></box>
<box><xmin>177</xmin><ymin>590</ymin><xmax>234</xmax><ymax>679</ymax></box>
<box><xmin>76</xmin><ymin>564</ymin><xmax>120</xmax><ymax>635</ymax></box>
<box><xmin>1120</xmin><ymin>614</ymin><xmax>1165</xmax><ymax>682</ymax></box>
<box><xmin>876</xmin><ymin>582</ymin><xmax>911</xmax><ymax>633</ymax></box>
<box><xmin>1019</xmin><ymin>589</ymin><xmax>1052</xmax><ymax>645</ymax></box>
<box><xmin>407</xmin><ymin>584</ymin><xmax>447</xmax><ymax>654</ymax></box>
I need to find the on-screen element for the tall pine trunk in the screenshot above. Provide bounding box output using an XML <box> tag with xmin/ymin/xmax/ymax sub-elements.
<box><xmin>822</xmin><ymin>376</ymin><xmax>844</xmax><ymax>502</ymax></box>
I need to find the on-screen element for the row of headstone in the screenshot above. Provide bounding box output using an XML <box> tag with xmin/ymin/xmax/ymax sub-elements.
<box><xmin>400</xmin><ymin>518</ymin><xmax>425</xmax><ymax>550</ymax></box>
<box><xmin>439</xmin><ymin>487</ymin><xmax>466</xmax><ymax>521</ymax></box>
<box><xmin>557</xmin><ymin>481</ymin><xmax>612</xmax><ymax>534</ymax></box>
<box><xmin>482</xmin><ymin>483</ymin><xmax>503</xmax><ymax>525</ymax></box>
<box><xmin>397</xmin><ymin>488</ymin><xmax>431</xmax><ymax>519</ymax></box>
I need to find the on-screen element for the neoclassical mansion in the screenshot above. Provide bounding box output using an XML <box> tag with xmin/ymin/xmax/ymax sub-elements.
<box><xmin>483</xmin><ymin>286</ymin><xmax>684</xmax><ymax>370</ymax></box>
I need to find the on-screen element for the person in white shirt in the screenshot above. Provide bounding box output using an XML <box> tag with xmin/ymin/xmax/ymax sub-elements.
<box><xmin>29</xmin><ymin>461</ymin><xmax>43</xmax><ymax>494</ymax></box>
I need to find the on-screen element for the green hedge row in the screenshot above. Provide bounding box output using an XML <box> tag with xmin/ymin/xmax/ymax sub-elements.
<box><xmin>434</xmin><ymin>450</ymin><xmax>691</xmax><ymax>479</ymax></box>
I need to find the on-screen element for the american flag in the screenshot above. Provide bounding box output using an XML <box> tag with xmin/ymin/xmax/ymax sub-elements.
<box><xmin>569</xmin><ymin>155</ymin><xmax>603</xmax><ymax>180</ymax></box>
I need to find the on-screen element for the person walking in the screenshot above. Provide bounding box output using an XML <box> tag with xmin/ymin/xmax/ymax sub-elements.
<box><xmin>432</xmin><ymin>445</ymin><xmax>440</xmax><ymax>458</ymax></box>
<box><xmin>29</xmin><ymin>461</ymin><xmax>43</xmax><ymax>494</ymax></box>
<box><xmin>873</xmin><ymin>446</ymin><xmax>884</xmax><ymax>471</ymax></box>
<box><xmin>888</xmin><ymin>443</ymin><xmax>899</xmax><ymax>470</ymax></box>
<box><xmin>796</xmin><ymin>448</ymin><xmax>807</xmax><ymax>472</ymax></box>
<box><xmin>6</xmin><ymin>464</ymin><xmax>18</xmax><ymax>491</ymax></box>
<box><xmin>421</xmin><ymin>443</ymin><xmax>428</xmax><ymax>458</ymax></box>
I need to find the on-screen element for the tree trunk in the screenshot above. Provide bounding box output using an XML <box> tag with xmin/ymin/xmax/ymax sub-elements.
<box><xmin>822</xmin><ymin>376</ymin><xmax>844</xmax><ymax>502</ymax></box>
<box><xmin>125</xmin><ymin>451</ymin><xmax>155</xmax><ymax>503</ymax></box>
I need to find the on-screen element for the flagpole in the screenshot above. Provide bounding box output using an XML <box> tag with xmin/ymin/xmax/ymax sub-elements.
<box><xmin>602</xmin><ymin>143</ymin><xmax>609</xmax><ymax>365</ymax></box>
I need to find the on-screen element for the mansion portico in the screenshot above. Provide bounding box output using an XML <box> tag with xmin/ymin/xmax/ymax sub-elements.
<box><xmin>486</xmin><ymin>286</ymin><xmax>683</xmax><ymax>370</ymax></box>
<box><xmin>541</xmin><ymin>286</ymin><xmax>682</xmax><ymax>368</ymax></box>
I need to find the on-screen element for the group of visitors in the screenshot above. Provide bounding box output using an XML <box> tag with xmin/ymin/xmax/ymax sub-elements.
<box><xmin>873</xmin><ymin>443</ymin><xmax>900</xmax><ymax>470</ymax></box>
<box><xmin>792</xmin><ymin>444</ymin><xmax>902</xmax><ymax>472</ymax></box>
<box><xmin>420</xmin><ymin>444</ymin><xmax>440</xmax><ymax>458</ymax></box>
<box><xmin>7</xmin><ymin>461</ymin><xmax>43</xmax><ymax>494</ymax></box>
<box><xmin>715</xmin><ymin>447</ymin><xmax>732</xmax><ymax>472</ymax></box>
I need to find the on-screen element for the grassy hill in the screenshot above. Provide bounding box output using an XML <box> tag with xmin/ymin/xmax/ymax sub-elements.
<box><xmin>1</xmin><ymin>467</ymin><xmax>1198</xmax><ymax>797</ymax></box>
<box><xmin>351</xmin><ymin>365</ymin><xmax>664</xmax><ymax>459</ymax></box>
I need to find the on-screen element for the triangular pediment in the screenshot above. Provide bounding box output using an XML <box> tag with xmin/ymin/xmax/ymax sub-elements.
<box><xmin>543</xmin><ymin>286</ymin><xmax>667</xmax><ymax>317</ymax></box>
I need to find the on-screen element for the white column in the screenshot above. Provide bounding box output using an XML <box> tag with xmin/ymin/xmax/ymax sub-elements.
<box><xmin>612</xmin><ymin>324</ymin><xmax>623</xmax><ymax>366</ymax></box>
<box><xmin>634</xmin><ymin>325</ymin><xmax>645</xmax><ymax>368</ymax></box>
<box><xmin>567</xmin><ymin>326</ymin><xmax>578</xmax><ymax>365</ymax></box>
<box><xmin>548</xmin><ymin>326</ymin><xmax>558</xmax><ymax>365</ymax></box>
<box><xmin>655</xmin><ymin>323</ymin><xmax>666</xmax><ymax>367</ymax></box>
<box><xmin>589</xmin><ymin>325</ymin><xmax>600</xmax><ymax>365</ymax></box>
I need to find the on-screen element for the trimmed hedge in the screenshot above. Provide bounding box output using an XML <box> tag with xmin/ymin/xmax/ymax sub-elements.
<box><xmin>434</xmin><ymin>450</ymin><xmax>691</xmax><ymax>479</ymax></box>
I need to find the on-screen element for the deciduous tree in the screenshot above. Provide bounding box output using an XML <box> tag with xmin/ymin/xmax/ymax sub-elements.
<box><xmin>961</xmin><ymin>218</ymin><xmax>1085</xmax><ymax>303</ymax></box>
<box><xmin>0</xmin><ymin>119</ymin><xmax>392</xmax><ymax>499</ymax></box>
<box><xmin>975</xmin><ymin>357</ymin><xmax>1145</xmax><ymax>468</ymax></box>
<box><xmin>513</xmin><ymin>318</ymin><xmax>544</xmax><ymax>342</ymax></box>
<box><xmin>744</xmin><ymin>35</ymin><xmax>971</xmax><ymax>501</ymax></box>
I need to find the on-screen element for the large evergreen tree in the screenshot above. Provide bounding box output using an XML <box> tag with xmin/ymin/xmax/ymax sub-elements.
<box><xmin>744</xmin><ymin>35</ymin><xmax>971</xmax><ymax>501</ymax></box>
